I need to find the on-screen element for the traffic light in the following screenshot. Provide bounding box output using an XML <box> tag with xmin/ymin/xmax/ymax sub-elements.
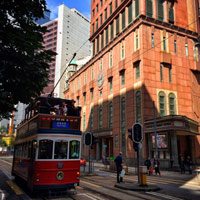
<box><xmin>92</xmin><ymin>135</ymin><xmax>98</xmax><ymax>145</ymax></box>
<box><xmin>132</xmin><ymin>123</ymin><xmax>143</xmax><ymax>143</ymax></box>
<box><xmin>84</xmin><ymin>132</ymin><xmax>92</xmax><ymax>145</ymax></box>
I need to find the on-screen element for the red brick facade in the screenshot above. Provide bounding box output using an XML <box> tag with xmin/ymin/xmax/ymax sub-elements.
<box><xmin>64</xmin><ymin>0</ymin><xmax>200</xmax><ymax>167</ymax></box>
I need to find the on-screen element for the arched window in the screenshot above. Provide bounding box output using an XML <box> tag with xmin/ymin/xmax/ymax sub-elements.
<box><xmin>99</xmin><ymin>105</ymin><xmax>103</xmax><ymax>128</ymax></box>
<box><xmin>169</xmin><ymin>93</ymin><xmax>176</xmax><ymax>115</ymax></box>
<box><xmin>136</xmin><ymin>91</ymin><xmax>141</xmax><ymax>123</ymax></box>
<box><xmin>159</xmin><ymin>91</ymin><xmax>166</xmax><ymax>116</ymax></box>
<box><xmin>109</xmin><ymin>101</ymin><xmax>113</xmax><ymax>128</ymax></box>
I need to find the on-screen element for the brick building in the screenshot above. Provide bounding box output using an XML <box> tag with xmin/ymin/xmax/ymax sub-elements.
<box><xmin>64</xmin><ymin>0</ymin><xmax>200</xmax><ymax>168</ymax></box>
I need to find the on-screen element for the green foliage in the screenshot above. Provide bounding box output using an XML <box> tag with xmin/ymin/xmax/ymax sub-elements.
<box><xmin>0</xmin><ymin>0</ymin><xmax>56</xmax><ymax>119</ymax></box>
<box><xmin>0</xmin><ymin>126</ymin><xmax>7</xmax><ymax>134</ymax></box>
<box><xmin>0</xmin><ymin>139</ymin><xmax>7</xmax><ymax>147</ymax></box>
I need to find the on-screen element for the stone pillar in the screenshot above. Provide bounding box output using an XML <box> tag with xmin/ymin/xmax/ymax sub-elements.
<box><xmin>153</xmin><ymin>0</ymin><xmax>157</xmax><ymax>19</ymax></box>
<box><xmin>170</xmin><ymin>131</ymin><xmax>179</xmax><ymax>168</ymax></box>
<box><xmin>164</xmin><ymin>0</ymin><xmax>168</xmax><ymax>23</ymax></box>
<box><xmin>140</xmin><ymin>0</ymin><xmax>146</xmax><ymax>15</ymax></box>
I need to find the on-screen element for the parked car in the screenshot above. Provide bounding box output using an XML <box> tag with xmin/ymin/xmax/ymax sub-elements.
<box><xmin>80</xmin><ymin>158</ymin><xmax>86</xmax><ymax>166</ymax></box>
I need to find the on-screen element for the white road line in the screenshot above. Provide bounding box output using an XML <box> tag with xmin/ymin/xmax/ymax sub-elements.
<box><xmin>76</xmin><ymin>193</ymin><xmax>98</xmax><ymax>200</ymax></box>
<box><xmin>0</xmin><ymin>159</ymin><xmax>12</xmax><ymax>166</ymax></box>
<box><xmin>86</xmin><ymin>192</ymin><xmax>106</xmax><ymax>200</ymax></box>
<box><xmin>146</xmin><ymin>192</ymin><xmax>184</xmax><ymax>200</ymax></box>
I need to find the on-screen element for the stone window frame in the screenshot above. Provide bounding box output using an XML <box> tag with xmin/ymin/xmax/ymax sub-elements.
<box><xmin>168</xmin><ymin>93</ymin><xmax>176</xmax><ymax>115</ymax></box>
<box><xmin>159</xmin><ymin>91</ymin><xmax>166</xmax><ymax>117</ymax></box>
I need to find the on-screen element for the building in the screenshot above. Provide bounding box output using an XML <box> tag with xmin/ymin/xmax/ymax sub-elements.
<box><xmin>64</xmin><ymin>0</ymin><xmax>200</xmax><ymax>168</ymax></box>
<box><xmin>42</xmin><ymin>4</ymin><xmax>91</xmax><ymax>97</ymax></box>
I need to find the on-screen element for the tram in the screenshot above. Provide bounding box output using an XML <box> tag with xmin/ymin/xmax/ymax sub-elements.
<box><xmin>12</xmin><ymin>97</ymin><xmax>82</xmax><ymax>192</ymax></box>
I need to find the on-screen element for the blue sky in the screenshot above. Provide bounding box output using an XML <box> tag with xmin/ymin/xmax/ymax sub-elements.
<box><xmin>46</xmin><ymin>0</ymin><xmax>91</xmax><ymax>20</ymax></box>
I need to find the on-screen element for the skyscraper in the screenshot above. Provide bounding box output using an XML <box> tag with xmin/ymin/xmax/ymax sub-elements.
<box><xmin>42</xmin><ymin>4</ymin><xmax>91</xmax><ymax>97</ymax></box>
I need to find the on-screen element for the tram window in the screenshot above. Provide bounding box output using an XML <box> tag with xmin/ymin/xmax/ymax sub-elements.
<box><xmin>69</xmin><ymin>140</ymin><xmax>80</xmax><ymax>159</ymax></box>
<box><xmin>54</xmin><ymin>140</ymin><xmax>68</xmax><ymax>159</ymax></box>
<box><xmin>24</xmin><ymin>143</ymin><xmax>28</xmax><ymax>158</ymax></box>
<box><xmin>38</xmin><ymin>139</ymin><xmax>53</xmax><ymax>159</ymax></box>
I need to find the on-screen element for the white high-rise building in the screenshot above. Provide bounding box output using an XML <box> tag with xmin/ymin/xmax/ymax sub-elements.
<box><xmin>54</xmin><ymin>4</ymin><xmax>91</xmax><ymax>98</ymax></box>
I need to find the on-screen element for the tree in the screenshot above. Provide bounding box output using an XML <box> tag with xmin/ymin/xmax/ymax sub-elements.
<box><xmin>0</xmin><ymin>0</ymin><xmax>56</xmax><ymax>119</ymax></box>
<box><xmin>0</xmin><ymin>126</ymin><xmax>7</xmax><ymax>134</ymax></box>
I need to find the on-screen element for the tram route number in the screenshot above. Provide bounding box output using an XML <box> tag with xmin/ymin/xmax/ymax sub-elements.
<box><xmin>52</xmin><ymin>121</ymin><xmax>70</xmax><ymax>128</ymax></box>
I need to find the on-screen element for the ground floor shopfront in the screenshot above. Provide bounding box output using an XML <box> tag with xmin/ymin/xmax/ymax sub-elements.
<box><xmin>83</xmin><ymin>115</ymin><xmax>200</xmax><ymax>168</ymax></box>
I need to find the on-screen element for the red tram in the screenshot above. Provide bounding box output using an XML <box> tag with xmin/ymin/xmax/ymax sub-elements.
<box><xmin>12</xmin><ymin>97</ymin><xmax>82</xmax><ymax>192</ymax></box>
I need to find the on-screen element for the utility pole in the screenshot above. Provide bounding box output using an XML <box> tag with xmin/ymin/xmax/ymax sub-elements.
<box><xmin>153</xmin><ymin>101</ymin><xmax>158</xmax><ymax>159</ymax></box>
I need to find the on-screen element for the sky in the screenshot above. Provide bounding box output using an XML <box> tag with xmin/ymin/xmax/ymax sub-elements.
<box><xmin>46</xmin><ymin>0</ymin><xmax>91</xmax><ymax>20</ymax></box>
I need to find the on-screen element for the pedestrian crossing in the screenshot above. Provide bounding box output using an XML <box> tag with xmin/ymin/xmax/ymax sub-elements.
<box><xmin>110</xmin><ymin>174</ymin><xmax>200</xmax><ymax>188</ymax></box>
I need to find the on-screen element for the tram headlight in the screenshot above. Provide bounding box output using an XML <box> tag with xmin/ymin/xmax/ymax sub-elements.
<box><xmin>56</xmin><ymin>171</ymin><xmax>64</xmax><ymax>181</ymax></box>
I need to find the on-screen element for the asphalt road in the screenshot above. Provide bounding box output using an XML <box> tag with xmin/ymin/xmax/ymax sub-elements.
<box><xmin>0</xmin><ymin>157</ymin><xmax>200</xmax><ymax>200</ymax></box>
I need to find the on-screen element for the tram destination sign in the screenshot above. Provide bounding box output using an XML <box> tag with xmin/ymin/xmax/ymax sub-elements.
<box><xmin>52</xmin><ymin>121</ymin><xmax>70</xmax><ymax>129</ymax></box>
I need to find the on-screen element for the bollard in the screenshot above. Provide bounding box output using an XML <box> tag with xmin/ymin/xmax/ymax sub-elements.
<box><xmin>139</xmin><ymin>166</ymin><xmax>148</xmax><ymax>186</ymax></box>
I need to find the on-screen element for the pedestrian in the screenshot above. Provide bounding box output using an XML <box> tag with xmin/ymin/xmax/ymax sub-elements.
<box><xmin>180</xmin><ymin>156</ymin><xmax>185</xmax><ymax>174</ymax></box>
<box><xmin>185</xmin><ymin>156</ymin><xmax>193</xmax><ymax>174</ymax></box>
<box><xmin>154</xmin><ymin>157</ymin><xmax>161</xmax><ymax>176</ymax></box>
<box><xmin>144</xmin><ymin>157</ymin><xmax>152</xmax><ymax>175</ymax></box>
<box><xmin>114</xmin><ymin>152</ymin><xmax>123</xmax><ymax>183</ymax></box>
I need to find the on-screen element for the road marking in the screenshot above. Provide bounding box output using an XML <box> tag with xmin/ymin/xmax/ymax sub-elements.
<box><xmin>6</xmin><ymin>180</ymin><xmax>23</xmax><ymax>195</ymax></box>
<box><xmin>0</xmin><ymin>159</ymin><xmax>12</xmax><ymax>166</ymax></box>
<box><xmin>76</xmin><ymin>193</ymin><xmax>99</xmax><ymax>200</ymax></box>
<box><xmin>80</xmin><ymin>180</ymin><xmax>101</xmax><ymax>188</ymax></box>
<box><xmin>146</xmin><ymin>192</ymin><xmax>184</xmax><ymax>200</ymax></box>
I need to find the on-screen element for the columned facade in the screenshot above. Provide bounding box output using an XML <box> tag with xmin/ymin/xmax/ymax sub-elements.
<box><xmin>64</xmin><ymin>0</ymin><xmax>200</xmax><ymax>167</ymax></box>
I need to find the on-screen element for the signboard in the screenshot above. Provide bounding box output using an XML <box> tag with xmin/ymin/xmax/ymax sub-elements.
<box><xmin>52</xmin><ymin>121</ymin><xmax>70</xmax><ymax>129</ymax></box>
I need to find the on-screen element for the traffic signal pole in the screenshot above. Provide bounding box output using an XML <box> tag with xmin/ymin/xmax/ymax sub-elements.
<box><xmin>89</xmin><ymin>144</ymin><xmax>91</xmax><ymax>173</ymax></box>
<box><xmin>137</xmin><ymin>143</ymin><xmax>140</xmax><ymax>185</ymax></box>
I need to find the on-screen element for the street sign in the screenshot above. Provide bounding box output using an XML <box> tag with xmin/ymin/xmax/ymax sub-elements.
<box><xmin>132</xmin><ymin>123</ymin><xmax>143</xmax><ymax>143</ymax></box>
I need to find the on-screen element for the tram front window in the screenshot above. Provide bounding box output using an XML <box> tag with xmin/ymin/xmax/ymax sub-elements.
<box><xmin>38</xmin><ymin>139</ymin><xmax>53</xmax><ymax>159</ymax></box>
<box><xmin>54</xmin><ymin>140</ymin><xmax>68</xmax><ymax>159</ymax></box>
<box><xmin>69</xmin><ymin>140</ymin><xmax>80</xmax><ymax>159</ymax></box>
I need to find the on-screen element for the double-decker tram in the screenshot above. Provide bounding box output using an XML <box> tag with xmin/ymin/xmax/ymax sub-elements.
<box><xmin>12</xmin><ymin>97</ymin><xmax>82</xmax><ymax>192</ymax></box>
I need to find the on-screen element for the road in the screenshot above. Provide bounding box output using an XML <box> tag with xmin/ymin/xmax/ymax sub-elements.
<box><xmin>0</xmin><ymin>157</ymin><xmax>200</xmax><ymax>200</ymax></box>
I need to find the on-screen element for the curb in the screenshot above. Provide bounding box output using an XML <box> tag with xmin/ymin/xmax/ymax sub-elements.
<box><xmin>114</xmin><ymin>183</ymin><xmax>161</xmax><ymax>192</ymax></box>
